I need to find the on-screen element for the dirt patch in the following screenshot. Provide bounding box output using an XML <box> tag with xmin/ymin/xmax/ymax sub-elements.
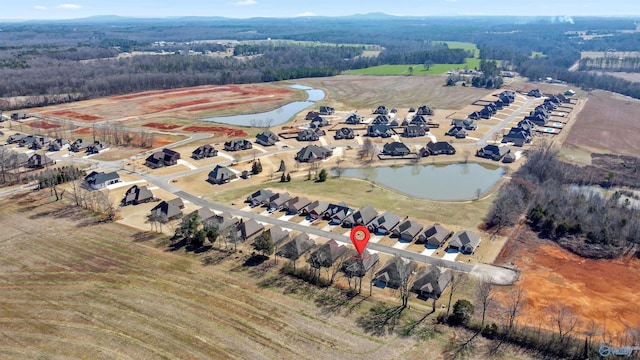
<box><xmin>74</xmin><ymin>127</ymin><xmax>92</xmax><ymax>135</ymax></box>
<box><xmin>497</xmin><ymin>227</ymin><xmax>640</xmax><ymax>338</ymax></box>
<box><xmin>27</xmin><ymin>120</ymin><xmax>61</xmax><ymax>129</ymax></box>
<box><xmin>47</xmin><ymin>110</ymin><xmax>102</xmax><ymax>121</ymax></box>
<box><xmin>183</xmin><ymin>126</ymin><xmax>248</xmax><ymax>137</ymax></box>
<box><xmin>564</xmin><ymin>90</ymin><xmax>640</xmax><ymax>156</ymax></box>
<box><xmin>145</xmin><ymin>98</ymin><xmax>213</xmax><ymax>112</ymax></box>
<box><xmin>186</xmin><ymin>97</ymin><xmax>287</xmax><ymax>113</ymax></box>
<box><xmin>143</xmin><ymin>122</ymin><xmax>182</xmax><ymax>130</ymax></box>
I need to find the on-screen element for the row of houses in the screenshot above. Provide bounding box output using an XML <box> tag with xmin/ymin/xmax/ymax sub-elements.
<box><xmin>245</xmin><ymin>189</ymin><xmax>481</xmax><ymax>253</ymax></box>
<box><xmin>0</xmin><ymin>149</ymin><xmax>55</xmax><ymax>169</ymax></box>
<box><xmin>468</xmin><ymin>90</ymin><xmax>516</xmax><ymax>121</ymax></box>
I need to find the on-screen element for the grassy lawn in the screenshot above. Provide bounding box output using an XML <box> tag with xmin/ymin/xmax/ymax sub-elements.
<box><xmin>439</xmin><ymin>41</ymin><xmax>480</xmax><ymax>57</ymax></box>
<box><xmin>207</xmin><ymin>176</ymin><xmax>495</xmax><ymax>229</ymax></box>
<box><xmin>344</xmin><ymin>59</ymin><xmax>481</xmax><ymax>76</ymax></box>
<box><xmin>531</xmin><ymin>51</ymin><xmax>547</xmax><ymax>58</ymax></box>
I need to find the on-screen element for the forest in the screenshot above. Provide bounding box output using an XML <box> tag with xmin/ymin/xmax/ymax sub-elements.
<box><xmin>1</xmin><ymin>15</ymin><xmax>640</xmax><ymax>108</ymax></box>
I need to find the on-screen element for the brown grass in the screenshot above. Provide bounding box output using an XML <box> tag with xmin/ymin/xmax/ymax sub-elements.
<box><xmin>564</xmin><ymin>90</ymin><xmax>640</xmax><ymax>156</ymax></box>
<box><xmin>0</xmin><ymin>191</ymin><xmax>533</xmax><ymax>359</ymax></box>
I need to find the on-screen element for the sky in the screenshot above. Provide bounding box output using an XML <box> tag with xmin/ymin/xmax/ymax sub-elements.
<box><xmin>3</xmin><ymin>0</ymin><xmax>640</xmax><ymax>20</ymax></box>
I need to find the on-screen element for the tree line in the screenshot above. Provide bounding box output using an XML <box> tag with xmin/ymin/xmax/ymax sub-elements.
<box><xmin>485</xmin><ymin>144</ymin><xmax>640</xmax><ymax>258</ymax></box>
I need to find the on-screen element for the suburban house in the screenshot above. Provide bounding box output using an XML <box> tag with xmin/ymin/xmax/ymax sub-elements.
<box><xmin>246</xmin><ymin>189</ymin><xmax>274</xmax><ymax>207</ymax></box>
<box><xmin>189</xmin><ymin>207</ymin><xmax>216</xmax><ymax>224</ymax></box>
<box><xmin>323</xmin><ymin>202</ymin><xmax>353</xmax><ymax>225</ymax></box>
<box><xmin>307</xmin><ymin>239</ymin><xmax>348</xmax><ymax>270</ymax></box>
<box><xmin>367</xmin><ymin>124</ymin><xmax>393</xmax><ymax>138</ymax></box>
<box><xmin>48</xmin><ymin>138</ymin><xmax>69</xmax><ymax>152</ymax></box>
<box><xmin>319</xmin><ymin>105</ymin><xmax>335</xmax><ymax>115</ymax></box>
<box><xmin>86</xmin><ymin>141</ymin><xmax>109</xmax><ymax>154</ymax></box>
<box><xmin>372</xmin><ymin>115</ymin><xmax>390</xmax><ymax>125</ymax></box>
<box><xmin>448</xmin><ymin>230</ymin><xmax>481</xmax><ymax>254</ymax></box>
<box><xmin>208</xmin><ymin>165</ymin><xmax>237</xmax><ymax>184</ymax></box>
<box><xmin>27</xmin><ymin>153</ymin><xmax>54</xmax><ymax>168</ymax></box>
<box><xmin>382</xmin><ymin>142</ymin><xmax>411</xmax><ymax>157</ymax></box>
<box><xmin>297</xmin><ymin>128</ymin><xmax>323</xmax><ymax>141</ymax></box>
<box><xmin>451</xmin><ymin>119</ymin><xmax>477</xmax><ymax>130</ymax></box>
<box><xmin>503</xmin><ymin>152</ymin><xmax>517</xmax><ymax>163</ymax></box>
<box><xmin>302</xmin><ymin>200</ymin><xmax>330</xmax><ymax>219</ymax></box>
<box><xmin>237</xmin><ymin>219</ymin><xmax>264</xmax><ymax>242</ymax></box>
<box><xmin>334</xmin><ymin>127</ymin><xmax>355</xmax><ymax>140</ymax></box>
<box><xmin>224</xmin><ymin>139</ymin><xmax>252</xmax><ymax>151</ymax></box>
<box><xmin>205</xmin><ymin>212</ymin><xmax>239</xmax><ymax>232</ymax></box>
<box><xmin>268</xmin><ymin>192</ymin><xmax>291</xmax><ymax>211</ymax></box>
<box><xmin>255</xmin><ymin>131</ymin><xmax>279</xmax><ymax>146</ymax></box>
<box><xmin>424</xmin><ymin>141</ymin><xmax>456</xmax><ymax>155</ymax></box>
<box><xmin>392</xmin><ymin>219</ymin><xmax>424</xmax><ymax>242</ymax></box>
<box><xmin>342</xmin><ymin>205</ymin><xmax>378</xmax><ymax>228</ymax></box>
<box><xmin>528</xmin><ymin>89</ymin><xmax>543</xmax><ymax>97</ymax></box>
<box><xmin>502</xmin><ymin>127</ymin><xmax>532</xmax><ymax>146</ymax></box>
<box><xmin>10</xmin><ymin>112</ymin><xmax>29</xmax><ymax>120</ymax></box>
<box><xmin>295</xmin><ymin>145</ymin><xmax>333</xmax><ymax>162</ymax></box>
<box><xmin>150</xmin><ymin>198</ymin><xmax>184</xmax><ymax>221</ymax></box>
<box><xmin>345</xmin><ymin>113</ymin><xmax>362</xmax><ymax>124</ymax></box>
<box><xmin>403</xmin><ymin>125</ymin><xmax>426</xmax><ymax>138</ymax></box>
<box><xmin>411</xmin><ymin>267</ymin><xmax>453</xmax><ymax>300</ymax></box>
<box><xmin>373</xmin><ymin>105</ymin><xmax>389</xmax><ymax>115</ymax></box>
<box><xmin>70</xmin><ymin>139</ymin><xmax>91</xmax><ymax>152</ymax></box>
<box><xmin>446</xmin><ymin>126</ymin><xmax>467</xmax><ymax>138</ymax></box>
<box><xmin>477</xmin><ymin>144</ymin><xmax>510</xmax><ymax>161</ymax></box>
<box><xmin>342</xmin><ymin>250</ymin><xmax>379</xmax><ymax>278</ymax></box>
<box><xmin>7</xmin><ymin>133</ymin><xmax>26</xmax><ymax>144</ymax></box>
<box><xmin>417</xmin><ymin>223</ymin><xmax>453</xmax><ymax>247</ymax></box>
<box><xmin>416</xmin><ymin>105</ymin><xmax>434</xmax><ymax>116</ymax></box>
<box><xmin>29</xmin><ymin>136</ymin><xmax>50</xmax><ymax>150</ymax></box>
<box><xmin>499</xmin><ymin>90</ymin><xmax>516</xmax><ymax>103</ymax></box>
<box><xmin>468</xmin><ymin>111</ymin><xmax>481</xmax><ymax>120</ymax></box>
<box><xmin>305</xmin><ymin>111</ymin><xmax>320</xmax><ymax>120</ymax></box>
<box><xmin>285</xmin><ymin>196</ymin><xmax>312</xmax><ymax>214</ymax></box>
<box><xmin>191</xmin><ymin>144</ymin><xmax>218</xmax><ymax>159</ymax></box>
<box><xmin>310</xmin><ymin>116</ymin><xmax>330</xmax><ymax>128</ymax></box>
<box><xmin>145</xmin><ymin>148</ymin><xmax>181</xmax><ymax>169</ymax></box>
<box><xmin>276</xmin><ymin>233</ymin><xmax>315</xmax><ymax>264</ymax></box>
<box><xmin>367</xmin><ymin>212</ymin><xmax>402</xmax><ymax>234</ymax></box>
<box><xmin>84</xmin><ymin>171</ymin><xmax>120</xmax><ymax>190</ymax></box>
<box><xmin>373</xmin><ymin>258</ymin><xmax>417</xmax><ymax>289</ymax></box>
<box><xmin>121</xmin><ymin>185</ymin><xmax>154</xmax><ymax>206</ymax></box>
<box><xmin>265</xmin><ymin>225</ymin><xmax>290</xmax><ymax>246</ymax></box>
<box><xmin>18</xmin><ymin>135</ymin><xmax>38</xmax><ymax>148</ymax></box>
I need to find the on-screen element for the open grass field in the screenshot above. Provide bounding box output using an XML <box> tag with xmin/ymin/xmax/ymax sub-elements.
<box><xmin>440</xmin><ymin>41</ymin><xmax>480</xmax><ymax>57</ymax></box>
<box><xmin>563</xmin><ymin>90</ymin><xmax>640</xmax><ymax>156</ymax></box>
<box><xmin>344</xmin><ymin>59</ymin><xmax>482</xmax><ymax>76</ymax></box>
<box><xmin>296</xmin><ymin>75</ymin><xmax>493</xmax><ymax>110</ymax></box>
<box><xmin>0</xmin><ymin>191</ymin><xmax>534</xmax><ymax>360</ymax></box>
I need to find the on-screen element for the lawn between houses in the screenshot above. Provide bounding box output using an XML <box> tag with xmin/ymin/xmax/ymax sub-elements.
<box><xmin>0</xmin><ymin>190</ymin><xmax>534</xmax><ymax>360</ymax></box>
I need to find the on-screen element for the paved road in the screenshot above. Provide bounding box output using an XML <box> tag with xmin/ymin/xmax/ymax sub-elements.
<box><xmin>477</xmin><ymin>96</ymin><xmax>542</xmax><ymax>146</ymax></box>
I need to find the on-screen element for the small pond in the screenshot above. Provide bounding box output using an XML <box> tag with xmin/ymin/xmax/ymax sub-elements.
<box><xmin>334</xmin><ymin>163</ymin><xmax>505</xmax><ymax>201</ymax></box>
<box><xmin>202</xmin><ymin>84</ymin><xmax>325</xmax><ymax>127</ymax></box>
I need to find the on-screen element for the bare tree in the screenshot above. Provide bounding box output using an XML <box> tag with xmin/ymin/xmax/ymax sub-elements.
<box><xmin>70</xmin><ymin>179</ymin><xmax>85</xmax><ymax>206</ymax></box>
<box><xmin>504</xmin><ymin>285</ymin><xmax>525</xmax><ymax>333</ymax></box>
<box><xmin>394</xmin><ymin>256</ymin><xmax>418</xmax><ymax>308</ymax></box>
<box><xmin>547</xmin><ymin>303</ymin><xmax>580</xmax><ymax>344</ymax></box>
<box><xmin>477</xmin><ymin>277</ymin><xmax>495</xmax><ymax>328</ymax></box>
<box><xmin>447</xmin><ymin>272</ymin><xmax>465</xmax><ymax>315</ymax></box>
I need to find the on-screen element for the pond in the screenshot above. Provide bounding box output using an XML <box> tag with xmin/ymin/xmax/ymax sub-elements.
<box><xmin>334</xmin><ymin>163</ymin><xmax>505</xmax><ymax>201</ymax></box>
<box><xmin>202</xmin><ymin>84</ymin><xmax>325</xmax><ymax>127</ymax></box>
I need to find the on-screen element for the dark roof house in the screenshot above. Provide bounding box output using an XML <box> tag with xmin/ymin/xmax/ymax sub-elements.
<box><xmin>286</xmin><ymin>196</ymin><xmax>312</xmax><ymax>214</ymax></box>
<box><xmin>150</xmin><ymin>198</ymin><xmax>183</xmax><ymax>221</ymax></box>
<box><xmin>297</xmin><ymin>128</ymin><xmax>323</xmax><ymax>141</ymax></box>
<box><xmin>122</xmin><ymin>185</ymin><xmax>154</xmax><ymax>205</ymax></box>
<box><xmin>403</xmin><ymin>125</ymin><xmax>426</xmax><ymax>138</ymax></box>
<box><xmin>192</xmin><ymin>144</ymin><xmax>218</xmax><ymax>159</ymax></box>
<box><xmin>224</xmin><ymin>139</ymin><xmax>252</xmax><ymax>151</ymax></box>
<box><xmin>276</xmin><ymin>233</ymin><xmax>315</xmax><ymax>262</ymax></box>
<box><xmin>367</xmin><ymin>124</ymin><xmax>393</xmax><ymax>138</ymax></box>
<box><xmin>86</xmin><ymin>141</ymin><xmax>108</xmax><ymax>154</ymax></box>
<box><xmin>425</xmin><ymin>141</ymin><xmax>456</xmax><ymax>155</ymax></box>
<box><xmin>416</xmin><ymin>105</ymin><xmax>434</xmax><ymax>116</ymax></box>
<box><xmin>342</xmin><ymin>205</ymin><xmax>378</xmax><ymax>228</ymax></box>
<box><xmin>342</xmin><ymin>250</ymin><xmax>379</xmax><ymax>278</ymax></box>
<box><xmin>307</xmin><ymin>239</ymin><xmax>348</xmax><ymax>269</ymax></box>
<box><xmin>323</xmin><ymin>202</ymin><xmax>353</xmax><ymax>225</ymax></box>
<box><xmin>268</xmin><ymin>192</ymin><xmax>292</xmax><ymax>211</ymax></box>
<box><xmin>256</xmin><ymin>131</ymin><xmax>279</xmax><ymax>146</ymax></box>
<box><xmin>411</xmin><ymin>267</ymin><xmax>453</xmax><ymax>300</ymax></box>
<box><xmin>373</xmin><ymin>258</ymin><xmax>417</xmax><ymax>289</ymax></box>
<box><xmin>246</xmin><ymin>189</ymin><xmax>274</xmax><ymax>207</ymax></box>
<box><xmin>345</xmin><ymin>113</ymin><xmax>362</xmax><ymax>124</ymax></box>
<box><xmin>48</xmin><ymin>138</ymin><xmax>69</xmax><ymax>152</ymax></box>
<box><xmin>392</xmin><ymin>219</ymin><xmax>424</xmax><ymax>242</ymax></box>
<box><xmin>295</xmin><ymin>145</ymin><xmax>332</xmax><ymax>162</ymax></box>
<box><xmin>448</xmin><ymin>230</ymin><xmax>481</xmax><ymax>254</ymax></box>
<box><xmin>145</xmin><ymin>148</ymin><xmax>181</xmax><ymax>169</ymax></box>
<box><xmin>302</xmin><ymin>200</ymin><xmax>330</xmax><ymax>219</ymax></box>
<box><xmin>334</xmin><ymin>127</ymin><xmax>355</xmax><ymax>140</ymax></box>
<box><xmin>208</xmin><ymin>165</ymin><xmax>237</xmax><ymax>184</ymax></box>
<box><xmin>477</xmin><ymin>144</ymin><xmax>510</xmax><ymax>161</ymax></box>
<box><xmin>382</xmin><ymin>142</ymin><xmax>411</xmax><ymax>157</ymax></box>
<box><xmin>69</xmin><ymin>138</ymin><xmax>90</xmax><ymax>152</ymax></box>
<box><xmin>367</xmin><ymin>212</ymin><xmax>402</xmax><ymax>234</ymax></box>
<box><xmin>319</xmin><ymin>106</ymin><xmax>335</xmax><ymax>115</ymax></box>
<box><xmin>417</xmin><ymin>224</ymin><xmax>453</xmax><ymax>247</ymax></box>
<box><xmin>237</xmin><ymin>219</ymin><xmax>265</xmax><ymax>241</ymax></box>
<box><xmin>27</xmin><ymin>153</ymin><xmax>54</xmax><ymax>168</ymax></box>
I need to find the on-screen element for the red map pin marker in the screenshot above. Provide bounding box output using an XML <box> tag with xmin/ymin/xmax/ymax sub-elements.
<box><xmin>350</xmin><ymin>225</ymin><xmax>371</xmax><ymax>256</ymax></box>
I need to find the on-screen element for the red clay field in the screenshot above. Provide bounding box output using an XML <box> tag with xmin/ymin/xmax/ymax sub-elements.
<box><xmin>564</xmin><ymin>90</ymin><xmax>640</xmax><ymax>156</ymax></box>
<box><xmin>497</xmin><ymin>228</ymin><xmax>640</xmax><ymax>339</ymax></box>
<box><xmin>36</xmin><ymin>84</ymin><xmax>298</xmax><ymax>122</ymax></box>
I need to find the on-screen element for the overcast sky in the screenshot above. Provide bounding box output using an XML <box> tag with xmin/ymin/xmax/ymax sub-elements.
<box><xmin>3</xmin><ymin>0</ymin><xmax>640</xmax><ymax>20</ymax></box>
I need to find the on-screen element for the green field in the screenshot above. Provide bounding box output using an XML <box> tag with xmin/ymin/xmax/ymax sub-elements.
<box><xmin>531</xmin><ymin>51</ymin><xmax>547</xmax><ymax>58</ymax></box>
<box><xmin>344</xmin><ymin>58</ymin><xmax>481</xmax><ymax>76</ymax></box>
<box><xmin>344</xmin><ymin>41</ymin><xmax>483</xmax><ymax>75</ymax></box>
